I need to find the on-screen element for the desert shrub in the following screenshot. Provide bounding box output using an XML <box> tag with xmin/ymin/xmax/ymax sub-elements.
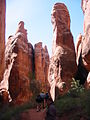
<box><xmin>68</xmin><ymin>78</ymin><xmax>85</xmax><ymax>97</ymax></box>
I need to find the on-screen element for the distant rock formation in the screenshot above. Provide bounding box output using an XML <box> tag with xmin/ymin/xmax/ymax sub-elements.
<box><xmin>75</xmin><ymin>0</ymin><xmax>90</xmax><ymax>86</ymax></box>
<box><xmin>0</xmin><ymin>21</ymin><xmax>33</xmax><ymax>105</ymax></box>
<box><xmin>34</xmin><ymin>42</ymin><xmax>49</xmax><ymax>92</ymax></box>
<box><xmin>48</xmin><ymin>3</ymin><xmax>77</xmax><ymax>101</ymax></box>
<box><xmin>0</xmin><ymin>0</ymin><xmax>5</xmax><ymax>82</ymax></box>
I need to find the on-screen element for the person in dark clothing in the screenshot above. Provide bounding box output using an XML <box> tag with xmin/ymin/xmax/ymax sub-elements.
<box><xmin>45</xmin><ymin>97</ymin><xmax>56</xmax><ymax>120</ymax></box>
<box><xmin>36</xmin><ymin>92</ymin><xmax>49</xmax><ymax>112</ymax></box>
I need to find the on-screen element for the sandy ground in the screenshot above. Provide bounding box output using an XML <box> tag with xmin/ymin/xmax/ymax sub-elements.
<box><xmin>18</xmin><ymin>109</ymin><xmax>46</xmax><ymax>120</ymax></box>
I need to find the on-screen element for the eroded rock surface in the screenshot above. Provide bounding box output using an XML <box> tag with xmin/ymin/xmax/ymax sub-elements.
<box><xmin>0</xmin><ymin>21</ymin><xmax>33</xmax><ymax>105</ymax></box>
<box><xmin>48</xmin><ymin>3</ymin><xmax>77</xmax><ymax>100</ymax></box>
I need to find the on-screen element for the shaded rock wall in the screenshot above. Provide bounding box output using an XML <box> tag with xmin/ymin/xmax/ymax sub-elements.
<box><xmin>75</xmin><ymin>0</ymin><xmax>90</xmax><ymax>86</ymax></box>
<box><xmin>0</xmin><ymin>0</ymin><xmax>5</xmax><ymax>82</ymax></box>
<box><xmin>75</xmin><ymin>34</ymin><xmax>88</xmax><ymax>84</ymax></box>
<box><xmin>48</xmin><ymin>3</ymin><xmax>77</xmax><ymax>101</ymax></box>
<box><xmin>34</xmin><ymin>42</ymin><xmax>49</xmax><ymax>92</ymax></box>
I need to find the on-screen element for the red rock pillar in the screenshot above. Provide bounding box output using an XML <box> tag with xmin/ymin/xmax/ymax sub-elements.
<box><xmin>0</xmin><ymin>0</ymin><xmax>5</xmax><ymax>82</ymax></box>
<box><xmin>48</xmin><ymin>3</ymin><xmax>77</xmax><ymax>100</ymax></box>
<box><xmin>3</xmin><ymin>21</ymin><xmax>33</xmax><ymax>105</ymax></box>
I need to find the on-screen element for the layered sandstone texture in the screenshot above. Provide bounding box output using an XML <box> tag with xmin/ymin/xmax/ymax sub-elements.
<box><xmin>3</xmin><ymin>21</ymin><xmax>33</xmax><ymax>104</ymax></box>
<box><xmin>34</xmin><ymin>42</ymin><xmax>49</xmax><ymax>92</ymax></box>
<box><xmin>0</xmin><ymin>0</ymin><xmax>5</xmax><ymax>82</ymax></box>
<box><xmin>48</xmin><ymin>3</ymin><xmax>77</xmax><ymax>100</ymax></box>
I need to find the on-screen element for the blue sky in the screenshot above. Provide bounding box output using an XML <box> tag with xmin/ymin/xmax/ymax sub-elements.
<box><xmin>6</xmin><ymin>0</ymin><xmax>84</xmax><ymax>56</ymax></box>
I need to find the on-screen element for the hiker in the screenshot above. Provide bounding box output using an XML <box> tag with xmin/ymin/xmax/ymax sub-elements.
<box><xmin>45</xmin><ymin>97</ymin><xmax>56</xmax><ymax>120</ymax></box>
<box><xmin>36</xmin><ymin>92</ymin><xmax>49</xmax><ymax>112</ymax></box>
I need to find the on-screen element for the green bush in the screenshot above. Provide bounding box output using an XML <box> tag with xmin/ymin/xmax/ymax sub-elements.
<box><xmin>55</xmin><ymin>79</ymin><xmax>90</xmax><ymax>119</ymax></box>
<box><xmin>68</xmin><ymin>78</ymin><xmax>85</xmax><ymax>97</ymax></box>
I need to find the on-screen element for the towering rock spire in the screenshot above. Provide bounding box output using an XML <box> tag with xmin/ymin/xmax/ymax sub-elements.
<box><xmin>15</xmin><ymin>21</ymin><xmax>27</xmax><ymax>40</ymax></box>
<box><xmin>0</xmin><ymin>0</ymin><xmax>5</xmax><ymax>82</ymax></box>
<box><xmin>51</xmin><ymin>3</ymin><xmax>71</xmax><ymax>55</ymax></box>
<box><xmin>48</xmin><ymin>3</ymin><xmax>77</xmax><ymax>101</ymax></box>
<box><xmin>0</xmin><ymin>21</ymin><xmax>33</xmax><ymax>105</ymax></box>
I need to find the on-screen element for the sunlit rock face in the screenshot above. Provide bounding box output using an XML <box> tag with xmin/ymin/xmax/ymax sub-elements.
<box><xmin>87</xmin><ymin>72</ymin><xmax>90</xmax><ymax>88</ymax></box>
<box><xmin>2</xmin><ymin>21</ymin><xmax>33</xmax><ymax>105</ymax></box>
<box><xmin>34</xmin><ymin>42</ymin><xmax>49</xmax><ymax>92</ymax></box>
<box><xmin>48</xmin><ymin>3</ymin><xmax>77</xmax><ymax>101</ymax></box>
<box><xmin>82</xmin><ymin>0</ymin><xmax>90</xmax><ymax>33</ymax></box>
<box><xmin>76</xmin><ymin>34</ymin><xmax>82</xmax><ymax>66</ymax></box>
<box><xmin>81</xmin><ymin>0</ymin><xmax>90</xmax><ymax>71</ymax></box>
<box><xmin>0</xmin><ymin>0</ymin><xmax>5</xmax><ymax>82</ymax></box>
